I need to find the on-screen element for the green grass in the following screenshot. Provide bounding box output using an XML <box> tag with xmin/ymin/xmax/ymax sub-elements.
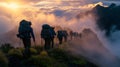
<box><xmin>0</xmin><ymin>51</ymin><xmax>8</xmax><ymax>67</ymax></box>
<box><xmin>0</xmin><ymin>43</ymin><xmax>97</xmax><ymax>67</ymax></box>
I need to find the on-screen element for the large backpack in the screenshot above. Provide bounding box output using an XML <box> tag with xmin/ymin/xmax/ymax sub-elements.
<box><xmin>17</xmin><ymin>20</ymin><xmax>31</xmax><ymax>39</ymax></box>
<box><xmin>57</xmin><ymin>30</ymin><xmax>64</xmax><ymax>38</ymax></box>
<box><xmin>41</xmin><ymin>24</ymin><xmax>52</xmax><ymax>39</ymax></box>
<box><xmin>42</xmin><ymin>24</ymin><xmax>50</xmax><ymax>29</ymax></box>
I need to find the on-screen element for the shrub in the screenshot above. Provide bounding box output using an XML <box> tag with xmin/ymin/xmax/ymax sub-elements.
<box><xmin>17</xmin><ymin>48</ymin><xmax>24</xmax><ymax>53</ymax></box>
<box><xmin>27</xmin><ymin>55</ymin><xmax>67</xmax><ymax>67</ymax></box>
<box><xmin>48</xmin><ymin>48</ymin><xmax>88</xmax><ymax>67</ymax></box>
<box><xmin>72</xmin><ymin>58</ymin><xmax>87</xmax><ymax>66</ymax></box>
<box><xmin>30</xmin><ymin>48</ymin><xmax>38</xmax><ymax>55</ymax></box>
<box><xmin>48</xmin><ymin>48</ymin><xmax>69</xmax><ymax>60</ymax></box>
<box><xmin>0</xmin><ymin>43</ymin><xmax>14</xmax><ymax>53</ymax></box>
<box><xmin>28</xmin><ymin>55</ymin><xmax>54</xmax><ymax>67</ymax></box>
<box><xmin>40</xmin><ymin>50</ymin><xmax>48</xmax><ymax>56</ymax></box>
<box><xmin>0</xmin><ymin>51</ymin><xmax>8</xmax><ymax>67</ymax></box>
<box><xmin>8</xmin><ymin>49</ymin><xmax>23</xmax><ymax>58</ymax></box>
<box><xmin>8</xmin><ymin>49</ymin><xmax>23</xmax><ymax>67</ymax></box>
<box><xmin>32</xmin><ymin>46</ymin><xmax>43</xmax><ymax>54</ymax></box>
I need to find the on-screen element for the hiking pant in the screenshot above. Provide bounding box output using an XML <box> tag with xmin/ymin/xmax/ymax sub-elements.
<box><xmin>50</xmin><ymin>38</ymin><xmax>54</xmax><ymax>48</ymax></box>
<box><xmin>22</xmin><ymin>38</ymin><xmax>31</xmax><ymax>48</ymax></box>
<box><xmin>64</xmin><ymin>36</ymin><xmax>67</xmax><ymax>42</ymax></box>
<box><xmin>44</xmin><ymin>38</ymin><xmax>51</xmax><ymax>50</ymax></box>
<box><xmin>58</xmin><ymin>37</ymin><xmax>63</xmax><ymax>44</ymax></box>
<box><xmin>22</xmin><ymin>38</ymin><xmax>31</xmax><ymax>57</ymax></box>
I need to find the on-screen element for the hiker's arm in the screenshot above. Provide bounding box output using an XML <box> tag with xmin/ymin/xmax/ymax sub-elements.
<box><xmin>31</xmin><ymin>28</ymin><xmax>35</xmax><ymax>42</ymax></box>
<box><xmin>41</xmin><ymin>30</ymin><xmax>44</xmax><ymax>38</ymax></box>
<box><xmin>53</xmin><ymin>31</ymin><xmax>56</xmax><ymax>35</ymax></box>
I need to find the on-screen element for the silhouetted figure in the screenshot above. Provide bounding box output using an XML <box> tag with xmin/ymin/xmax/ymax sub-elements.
<box><xmin>57</xmin><ymin>30</ymin><xmax>64</xmax><ymax>44</ymax></box>
<box><xmin>41</xmin><ymin>24</ymin><xmax>52</xmax><ymax>50</ymax></box>
<box><xmin>75</xmin><ymin>32</ymin><xmax>79</xmax><ymax>37</ymax></box>
<box><xmin>50</xmin><ymin>27</ymin><xmax>56</xmax><ymax>48</ymax></box>
<box><xmin>63</xmin><ymin>30</ymin><xmax>68</xmax><ymax>42</ymax></box>
<box><xmin>17</xmin><ymin>20</ymin><xmax>35</xmax><ymax>57</ymax></box>
<box><xmin>70</xmin><ymin>31</ymin><xmax>73</xmax><ymax>40</ymax></box>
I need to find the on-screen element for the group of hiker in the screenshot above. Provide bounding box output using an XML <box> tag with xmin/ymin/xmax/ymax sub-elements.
<box><xmin>17</xmin><ymin>19</ymin><xmax>69</xmax><ymax>52</ymax></box>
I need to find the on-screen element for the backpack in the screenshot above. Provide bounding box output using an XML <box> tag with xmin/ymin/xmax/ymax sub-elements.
<box><xmin>17</xmin><ymin>20</ymin><xmax>31</xmax><ymax>39</ymax></box>
<box><xmin>57</xmin><ymin>30</ymin><xmax>64</xmax><ymax>38</ymax></box>
<box><xmin>41</xmin><ymin>24</ymin><xmax>52</xmax><ymax>39</ymax></box>
<box><xmin>50</xmin><ymin>27</ymin><xmax>56</xmax><ymax>38</ymax></box>
<box><xmin>42</xmin><ymin>24</ymin><xmax>50</xmax><ymax>29</ymax></box>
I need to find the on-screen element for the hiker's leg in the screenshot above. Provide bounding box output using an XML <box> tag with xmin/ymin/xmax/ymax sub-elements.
<box><xmin>58</xmin><ymin>38</ymin><xmax>61</xmax><ymax>44</ymax></box>
<box><xmin>44</xmin><ymin>39</ymin><xmax>47</xmax><ymax>50</ymax></box>
<box><xmin>51</xmin><ymin>38</ymin><xmax>54</xmax><ymax>48</ymax></box>
<box><xmin>45</xmin><ymin>38</ymin><xmax>50</xmax><ymax>50</ymax></box>
<box><xmin>27</xmin><ymin>38</ymin><xmax>31</xmax><ymax>48</ymax></box>
<box><xmin>48</xmin><ymin>38</ymin><xmax>51</xmax><ymax>49</ymax></box>
<box><xmin>59</xmin><ymin>37</ymin><xmax>62</xmax><ymax>44</ymax></box>
<box><xmin>22</xmin><ymin>38</ymin><xmax>27</xmax><ymax>49</ymax></box>
<box><xmin>49</xmin><ymin>38</ymin><xmax>52</xmax><ymax>48</ymax></box>
<box><xmin>26</xmin><ymin>38</ymin><xmax>31</xmax><ymax>57</ymax></box>
<box><xmin>22</xmin><ymin>38</ymin><xmax>31</xmax><ymax>57</ymax></box>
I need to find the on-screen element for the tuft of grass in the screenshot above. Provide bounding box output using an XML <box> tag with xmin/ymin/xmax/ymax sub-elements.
<box><xmin>8</xmin><ymin>49</ymin><xmax>23</xmax><ymax>67</ymax></box>
<box><xmin>48</xmin><ymin>48</ymin><xmax>89</xmax><ymax>67</ymax></box>
<box><xmin>0</xmin><ymin>51</ymin><xmax>8</xmax><ymax>67</ymax></box>
<box><xmin>40</xmin><ymin>50</ymin><xmax>48</xmax><ymax>56</ymax></box>
<box><xmin>28</xmin><ymin>55</ymin><xmax>54</xmax><ymax>67</ymax></box>
<box><xmin>32</xmin><ymin>45</ymin><xmax>43</xmax><ymax>54</ymax></box>
<box><xmin>27</xmin><ymin>55</ymin><xmax>67</xmax><ymax>67</ymax></box>
<box><xmin>0</xmin><ymin>43</ymin><xmax>97</xmax><ymax>67</ymax></box>
<box><xmin>0</xmin><ymin>43</ymin><xmax>14</xmax><ymax>53</ymax></box>
<box><xmin>30</xmin><ymin>48</ymin><xmax>38</xmax><ymax>55</ymax></box>
<box><xmin>8</xmin><ymin>48</ymin><xmax>23</xmax><ymax>59</ymax></box>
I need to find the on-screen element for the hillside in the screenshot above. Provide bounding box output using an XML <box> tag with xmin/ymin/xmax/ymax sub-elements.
<box><xmin>1</xmin><ymin>27</ymin><xmax>120</xmax><ymax>67</ymax></box>
<box><xmin>66</xmin><ymin>29</ymin><xmax>120</xmax><ymax>67</ymax></box>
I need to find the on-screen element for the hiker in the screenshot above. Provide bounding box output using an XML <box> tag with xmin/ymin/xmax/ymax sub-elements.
<box><xmin>57</xmin><ymin>30</ymin><xmax>64</xmax><ymax>44</ymax></box>
<box><xmin>17</xmin><ymin>20</ymin><xmax>35</xmax><ymax>57</ymax></box>
<box><xmin>62</xmin><ymin>30</ymin><xmax>68</xmax><ymax>42</ymax></box>
<box><xmin>41</xmin><ymin>24</ymin><xmax>52</xmax><ymax>50</ymax></box>
<box><xmin>70</xmin><ymin>31</ymin><xmax>73</xmax><ymax>40</ymax></box>
<box><xmin>50</xmin><ymin>27</ymin><xmax>56</xmax><ymax>48</ymax></box>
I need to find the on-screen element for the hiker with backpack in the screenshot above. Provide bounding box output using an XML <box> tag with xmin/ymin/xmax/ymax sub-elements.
<box><xmin>50</xmin><ymin>27</ymin><xmax>56</xmax><ymax>48</ymax></box>
<box><xmin>57</xmin><ymin>30</ymin><xmax>64</xmax><ymax>44</ymax></box>
<box><xmin>41</xmin><ymin>24</ymin><xmax>52</xmax><ymax>50</ymax></box>
<box><xmin>17</xmin><ymin>20</ymin><xmax>35</xmax><ymax>57</ymax></box>
<box><xmin>62</xmin><ymin>30</ymin><xmax>68</xmax><ymax>42</ymax></box>
<box><xmin>70</xmin><ymin>31</ymin><xmax>73</xmax><ymax>40</ymax></box>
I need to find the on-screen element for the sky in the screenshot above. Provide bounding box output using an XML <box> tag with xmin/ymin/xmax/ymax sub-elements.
<box><xmin>1</xmin><ymin>1</ymin><xmax>120</xmax><ymax>64</ymax></box>
<box><xmin>0</xmin><ymin>0</ymin><xmax>120</xmax><ymax>34</ymax></box>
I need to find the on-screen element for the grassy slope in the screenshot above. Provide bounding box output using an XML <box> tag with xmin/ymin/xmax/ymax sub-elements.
<box><xmin>0</xmin><ymin>43</ymin><xmax>98</xmax><ymax>67</ymax></box>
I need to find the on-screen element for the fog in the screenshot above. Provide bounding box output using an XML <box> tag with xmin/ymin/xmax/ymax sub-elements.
<box><xmin>1</xmin><ymin>1</ymin><xmax>120</xmax><ymax>67</ymax></box>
